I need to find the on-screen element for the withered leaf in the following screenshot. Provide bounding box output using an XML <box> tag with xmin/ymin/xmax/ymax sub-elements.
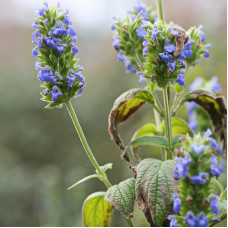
<box><xmin>108</xmin><ymin>88</ymin><xmax>154</xmax><ymax>161</ymax></box>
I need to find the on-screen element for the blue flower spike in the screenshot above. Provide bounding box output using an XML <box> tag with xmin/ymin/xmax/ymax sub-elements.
<box><xmin>32</xmin><ymin>2</ymin><xmax>85</xmax><ymax>108</ymax></box>
<box><xmin>169</xmin><ymin>131</ymin><xmax>224</xmax><ymax>227</ymax></box>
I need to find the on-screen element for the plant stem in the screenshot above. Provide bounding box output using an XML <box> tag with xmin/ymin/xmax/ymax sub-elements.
<box><xmin>163</xmin><ymin>86</ymin><xmax>173</xmax><ymax>159</ymax></box>
<box><xmin>65</xmin><ymin>101</ymin><xmax>134</xmax><ymax>226</ymax></box>
<box><xmin>171</xmin><ymin>92</ymin><xmax>181</xmax><ymax>112</ymax></box>
<box><xmin>66</xmin><ymin>101</ymin><xmax>111</xmax><ymax>188</ymax></box>
<box><xmin>156</xmin><ymin>0</ymin><xmax>165</xmax><ymax>22</ymax></box>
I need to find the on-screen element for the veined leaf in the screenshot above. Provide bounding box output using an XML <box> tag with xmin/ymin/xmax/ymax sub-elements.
<box><xmin>128</xmin><ymin>135</ymin><xmax>169</xmax><ymax>149</ymax></box>
<box><xmin>108</xmin><ymin>88</ymin><xmax>154</xmax><ymax>161</ymax></box>
<box><xmin>105</xmin><ymin>178</ymin><xmax>135</xmax><ymax>218</ymax></box>
<box><xmin>161</xmin><ymin>118</ymin><xmax>193</xmax><ymax>136</ymax></box>
<box><xmin>130</xmin><ymin>124</ymin><xmax>158</xmax><ymax>159</ymax></box>
<box><xmin>181</xmin><ymin>90</ymin><xmax>227</xmax><ymax>157</ymax></box>
<box><xmin>132</xmin><ymin>159</ymin><xmax>178</xmax><ymax>226</ymax></box>
<box><xmin>82</xmin><ymin>192</ymin><xmax>113</xmax><ymax>227</ymax></box>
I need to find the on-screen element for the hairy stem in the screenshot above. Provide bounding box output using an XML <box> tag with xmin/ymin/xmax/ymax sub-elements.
<box><xmin>163</xmin><ymin>86</ymin><xmax>173</xmax><ymax>159</ymax></box>
<box><xmin>65</xmin><ymin>100</ymin><xmax>134</xmax><ymax>227</ymax></box>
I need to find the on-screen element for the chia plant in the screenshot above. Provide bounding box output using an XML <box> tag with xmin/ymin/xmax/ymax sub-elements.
<box><xmin>32</xmin><ymin>1</ymin><xmax>227</xmax><ymax>227</ymax></box>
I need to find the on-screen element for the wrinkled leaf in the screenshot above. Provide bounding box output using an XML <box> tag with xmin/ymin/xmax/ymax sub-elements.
<box><xmin>161</xmin><ymin>118</ymin><xmax>193</xmax><ymax>136</ymax></box>
<box><xmin>181</xmin><ymin>90</ymin><xmax>227</xmax><ymax>157</ymax></box>
<box><xmin>105</xmin><ymin>178</ymin><xmax>135</xmax><ymax>219</ymax></box>
<box><xmin>108</xmin><ymin>88</ymin><xmax>154</xmax><ymax>161</ymax></box>
<box><xmin>83</xmin><ymin>192</ymin><xmax>113</xmax><ymax>227</ymax></box>
<box><xmin>132</xmin><ymin>159</ymin><xmax>178</xmax><ymax>226</ymax></box>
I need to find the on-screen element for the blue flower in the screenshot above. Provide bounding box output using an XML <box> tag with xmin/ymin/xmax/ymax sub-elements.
<box><xmin>204</xmin><ymin>43</ymin><xmax>211</xmax><ymax>58</ymax></box>
<box><xmin>210</xmin><ymin>76</ymin><xmax>222</xmax><ymax>93</ymax></box>
<box><xmin>159</xmin><ymin>53</ymin><xmax>173</xmax><ymax>63</ymax></box>
<box><xmin>191</xmin><ymin>172</ymin><xmax>209</xmax><ymax>185</ymax></box>
<box><xmin>173</xmin><ymin>194</ymin><xmax>182</xmax><ymax>213</ymax></box>
<box><xmin>32</xmin><ymin>47</ymin><xmax>39</xmax><ymax>57</ymax></box>
<box><xmin>64</xmin><ymin>16</ymin><xmax>72</xmax><ymax>25</ymax></box>
<box><xmin>150</xmin><ymin>28</ymin><xmax>162</xmax><ymax>40</ymax></box>
<box><xmin>167</xmin><ymin>61</ymin><xmax>176</xmax><ymax>71</ymax></box>
<box><xmin>78</xmin><ymin>85</ymin><xmax>85</xmax><ymax>96</ymax></box>
<box><xmin>143</xmin><ymin>47</ymin><xmax>149</xmax><ymax>56</ymax></box>
<box><xmin>36</xmin><ymin>2</ymin><xmax>49</xmax><ymax>16</ymax></box>
<box><xmin>198</xmin><ymin>25</ymin><xmax>206</xmax><ymax>41</ymax></box>
<box><xmin>210</xmin><ymin>196</ymin><xmax>219</xmax><ymax>214</ymax></box>
<box><xmin>190</xmin><ymin>145</ymin><xmax>208</xmax><ymax>155</ymax></box>
<box><xmin>164</xmin><ymin>44</ymin><xmax>176</xmax><ymax>53</ymax></box>
<box><xmin>174</xmin><ymin>153</ymin><xmax>192</xmax><ymax>179</ymax></box>
<box><xmin>168</xmin><ymin>215</ymin><xmax>177</xmax><ymax>227</ymax></box>
<box><xmin>117</xmin><ymin>51</ymin><xmax>126</xmax><ymax>62</ymax></box>
<box><xmin>32</xmin><ymin>20</ymin><xmax>38</xmax><ymax>28</ymax></box>
<box><xmin>176</xmin><ymin>71</ymin><xmax>185</xmax><ymax>87</ymax></box>
<box><xmin>197</xmin><ymin>212</ymin><xmax>208</xmax><ymax>227</ymax></box>
<box><xmin>113</xmin><ymin>35</ymin><xmax>120</xmax><ymax>50</ymax></box>
<box><xmin>69</xmin><ymin>27</ymin><xmax>77</xmax><ymax>37</ymax></box>
<box><xmin>184</xmin><ymin>211</ymin><xmax>198</xmax><ymax>227</ymax></box>
<box><xmin>136</xmin><ymin>72</ymin><xmax>146</xmax><ymax>85</ymax></box>
<box><xmin>72</xmin><ymin>44</ymin><xmax>79</xmax><ymax>55</ymax></box>
<box><xmin>210</xmin><ymin>155</ymin><xmax>220</xmax><ymax>177</ymax></box>
<box><xmin>51</xmin><ymin>20</ymin><xmax>68</xmax><ymax>36</ymax></box>
<box><xmin>136</xmin><ymin>24</ymin><xmax>148</xmax><ymax>38</ymax></box>
<box><xmin>49</xmin><ymin>86</ymin><xmax>63</xmax><ymax>102</ymax></box>
<box><xmin>208</xmin><ymin>137</ymin><xmax>217</xmax><ymax>148</ymax></box>
<box><xmin>189</xmin><ymin>77</ymin><xmax>203</xmax><ymax>91</ymax></box>
<box><xmin>43</xmin><ymin>19</ymin><xmax>49</xmax><ymax>24</ymax></box>
<box><xmin>125</xmin><ymin>58</ymin><xmax>136</xmax><ymax>73</ymax></box>
<box><xmin>37</xmin><ymin>66</ymin><xmax>57</xmax><ymax>85</ymax></box>
<box><xmin>217</xmin><ymin>143</ymin><xmax>223</xmax><ymax>155</ymax></box>
<box><xmin>218</xmin><ymin>160</ymin><xmax>224</xmax><ymax>172</ymax></box>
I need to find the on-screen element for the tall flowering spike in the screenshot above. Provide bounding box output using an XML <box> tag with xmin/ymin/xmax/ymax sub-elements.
<box><xmin>169</xmin><ymin>132</ymin><xmax>225</xmax><ymax>227</ymax></box>
<box><xmin>32</xmin><ymin>2</ymin><xmax>85</xmax><ymax>108</ymax></box>
<box><xmin>111</xmin><ymin>0</ymin><xmax>157</xmax><ymax>74</ymax></box>
<box><xmin>141</xmin><ymin>20</ymin><xmax>197</xmax><ymax>88</ymax></box>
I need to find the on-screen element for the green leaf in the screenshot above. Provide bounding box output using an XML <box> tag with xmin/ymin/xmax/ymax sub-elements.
<box><xmin>128</xmin><ymin>135</ymin><xmax>169</xmax><ymax>149</ymax></box>
<box><xmin>172</xmin><ymin>134</ymin><xmax>185</xmax><ymax>147</ymax></box>
<box><xmin>67</xmin><ymin>174</ymin><xmax>102</xmax><ymax>190</ymax></box>
<box><xmin>130</xmin><ymin>124</ymin><xmax>158</xmax><ymax>158</ymax></box>
<box><xmin>132</xmin><ymin>159</ymin><xmax>178</xmax><ymax>226</ymax></box>
<box><xmin>174</xmin><ymin>83</ymin><xmax>184</xmax><ymax>93</ymax></box>
<box><xmin>99</xmin><ymin>163</ymin><xmax>113</xmax><ymax>173</ymax></box>
<box><xmin>83</xmin><ymin>192</ymin><xmax>113</xmax><ymax>227</ymax></box>
<box><xmin>105</xmin><ymin>178</ymin><xmax>135</xmax><ymax>219</ymax></box>
<box><xmin>161</xmin><ymin>118</ymin><xmax>193</xmax><ymax>136</ymax></box>
<box><xmin>181</xmin><ymin>90</ymin><xmax>227</xmax><ymax>157</ymax></box>
<box><xmin>108</xmin><ymin>88</ymin><xmax>154</xmax><ymax>161</ymax></box>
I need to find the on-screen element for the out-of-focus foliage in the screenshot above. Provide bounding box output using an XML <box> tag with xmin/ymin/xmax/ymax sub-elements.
<box><xmin>0</xmin><ymin>0</ymin><xmax>226</xmax><ymax>226</ymax></box>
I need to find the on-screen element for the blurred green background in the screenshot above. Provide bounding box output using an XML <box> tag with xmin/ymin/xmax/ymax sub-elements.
<box><xmin>0</xmin><ymin>0</ymin><xmax>226</xmax><ymax>226</ymax></box>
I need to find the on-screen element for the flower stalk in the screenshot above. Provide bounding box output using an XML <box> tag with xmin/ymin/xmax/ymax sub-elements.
<box><xmin>163</xmin><ymin>86</ymin><xmax>173</xmax><ymax>159</ymax></box>
<box><xmin>65</xmin><ymin>101</ymin><xmax>134</xmax><ymax>227</ymax></box>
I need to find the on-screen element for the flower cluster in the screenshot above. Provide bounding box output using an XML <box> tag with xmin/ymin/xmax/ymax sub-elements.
<box><xmin>169</xmin><ymin>131</ymin><xmax>224</xmax><ymax>227</ymax></box>
<box><xmin>186</xmin><ymin>76</ymin><xmax>222</xmax><ymax>131</ymax></box>
<box><xmin>140</xmin><ymin>21</ymin><xmax>210</xmax><ymax>88</ymax></box>
<box><xmin>32</xmin><ymin>2</ymin><xmax>85</xmax><ymax>108</ymax></box>
<box><xmin>111</xmin><ymin>0</ymin><xmax>157</xmax><ymax>74</ymax></box>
